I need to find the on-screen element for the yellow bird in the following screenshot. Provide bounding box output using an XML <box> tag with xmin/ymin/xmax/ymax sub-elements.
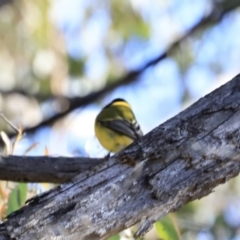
<box><xmin>95</xmin><ymin>98</ymin><xmax>143</xmax><ymax>153</ymax></box>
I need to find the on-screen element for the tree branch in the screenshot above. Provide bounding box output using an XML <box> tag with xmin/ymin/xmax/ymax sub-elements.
<box><xmin>0</xmin><ymin>73</ymin><xmax>240</xmax><ymax>239</ymax></box>
<box><xmin>0</xmin><ymin>155</ymin><xmax>104</xmax><ymax>183</ymax></box>
<box><xmin>0</xmin><ymin>0</ymin><xmax>12</xmax><ymax>8</ymax></box>
<box><xmin>6</xmin><ymin>0</ymin><xmax>240</xmax><ymax>140</ymax></box>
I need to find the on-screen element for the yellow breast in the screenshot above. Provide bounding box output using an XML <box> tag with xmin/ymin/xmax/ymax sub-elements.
<box><xmin>94</xmin><ymin>121</ymin><xmax>134</xmax><ymax>153</ymax></box>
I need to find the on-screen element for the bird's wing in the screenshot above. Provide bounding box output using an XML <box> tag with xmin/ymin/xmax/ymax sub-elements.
<box><xmin>99</xmin><ymin>119</ymin><xmax>142</xmax><ymax>140</ymax></box>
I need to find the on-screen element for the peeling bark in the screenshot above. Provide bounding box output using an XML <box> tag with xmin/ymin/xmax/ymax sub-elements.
<box><xmin>1</xmin><ymin>74</ymin><xmax>240</xmax><ymax>239</ymax></box>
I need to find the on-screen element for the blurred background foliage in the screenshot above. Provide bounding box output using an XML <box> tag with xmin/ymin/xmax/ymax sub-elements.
<box><xmin>0</xmin><ymin>0</ymin><xmax>239</xmax><ymax>239</ymax></box>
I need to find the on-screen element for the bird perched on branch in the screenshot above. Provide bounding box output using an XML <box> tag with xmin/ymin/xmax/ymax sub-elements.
<box><xmin>95</xmin><ymin>98</ymin><xmax>143</xmax><ymax>153</ymax></box>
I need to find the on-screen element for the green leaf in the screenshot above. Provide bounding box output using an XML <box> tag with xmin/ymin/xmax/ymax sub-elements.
<box><xmin>107</xmin><ymin>234</ymin><xmax>120</xmax><ymax>240</ymax></box>
<box><xmin>155</xmin><ymin>216</ymin><xmax>180</xmax><ymax>240</ymax></box>
<box><xmin>68</xmin><ymin>56</ymin><xmax>85</xmax><ymax>77</ymax></box>
<box><xmin>7</xmin><ymin>183</ymin><xmax>28</xmax><ymax>215</ymax></box>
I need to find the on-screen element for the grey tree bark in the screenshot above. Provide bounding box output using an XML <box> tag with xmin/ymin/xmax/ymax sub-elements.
<box><xmin>1</xmin><ymin>74</ymin><xmax>240</xmax><ymax>239</ymax></box>
<box><xmin>0</xmin><ymin>156</ymin><xmax>103</xmax><ymax>183</ymax></box>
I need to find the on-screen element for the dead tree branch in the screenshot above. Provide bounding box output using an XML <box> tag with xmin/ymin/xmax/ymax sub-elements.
<box><xmin>0</xmin><ymin>74</ymin><xmax>240</xmax><ymax>239</ymax></box>
<box><xmin>0</xmin><ymin>155</ymin><xmax>103</xmax><ymax>183</ymax></box>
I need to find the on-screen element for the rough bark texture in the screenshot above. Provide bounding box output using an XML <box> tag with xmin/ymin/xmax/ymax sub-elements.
<box><xmin>1</xmin><ymin>74</ymin><xmax>240</xmax><ymax>239</ymax></box>
<box><xmin>0</xmin><ymin>156</ymin><xmax>103</xmax><ymax>183</ymax></box>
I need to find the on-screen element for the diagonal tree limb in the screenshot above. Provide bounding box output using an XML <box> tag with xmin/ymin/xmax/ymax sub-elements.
<box><xmin>0</xmin><ymin>155</ymin><xmax>104</xmax><ymax>183</ymax></box>
<box><xmin>5</xmin><ymin>0</ymin><xmax>240</xmax><ymax>140</ymax></box>
<box><xmin>0</xmin><ymin>74</ymin><xmax>240</xmax><ymax>239</ymax></box>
